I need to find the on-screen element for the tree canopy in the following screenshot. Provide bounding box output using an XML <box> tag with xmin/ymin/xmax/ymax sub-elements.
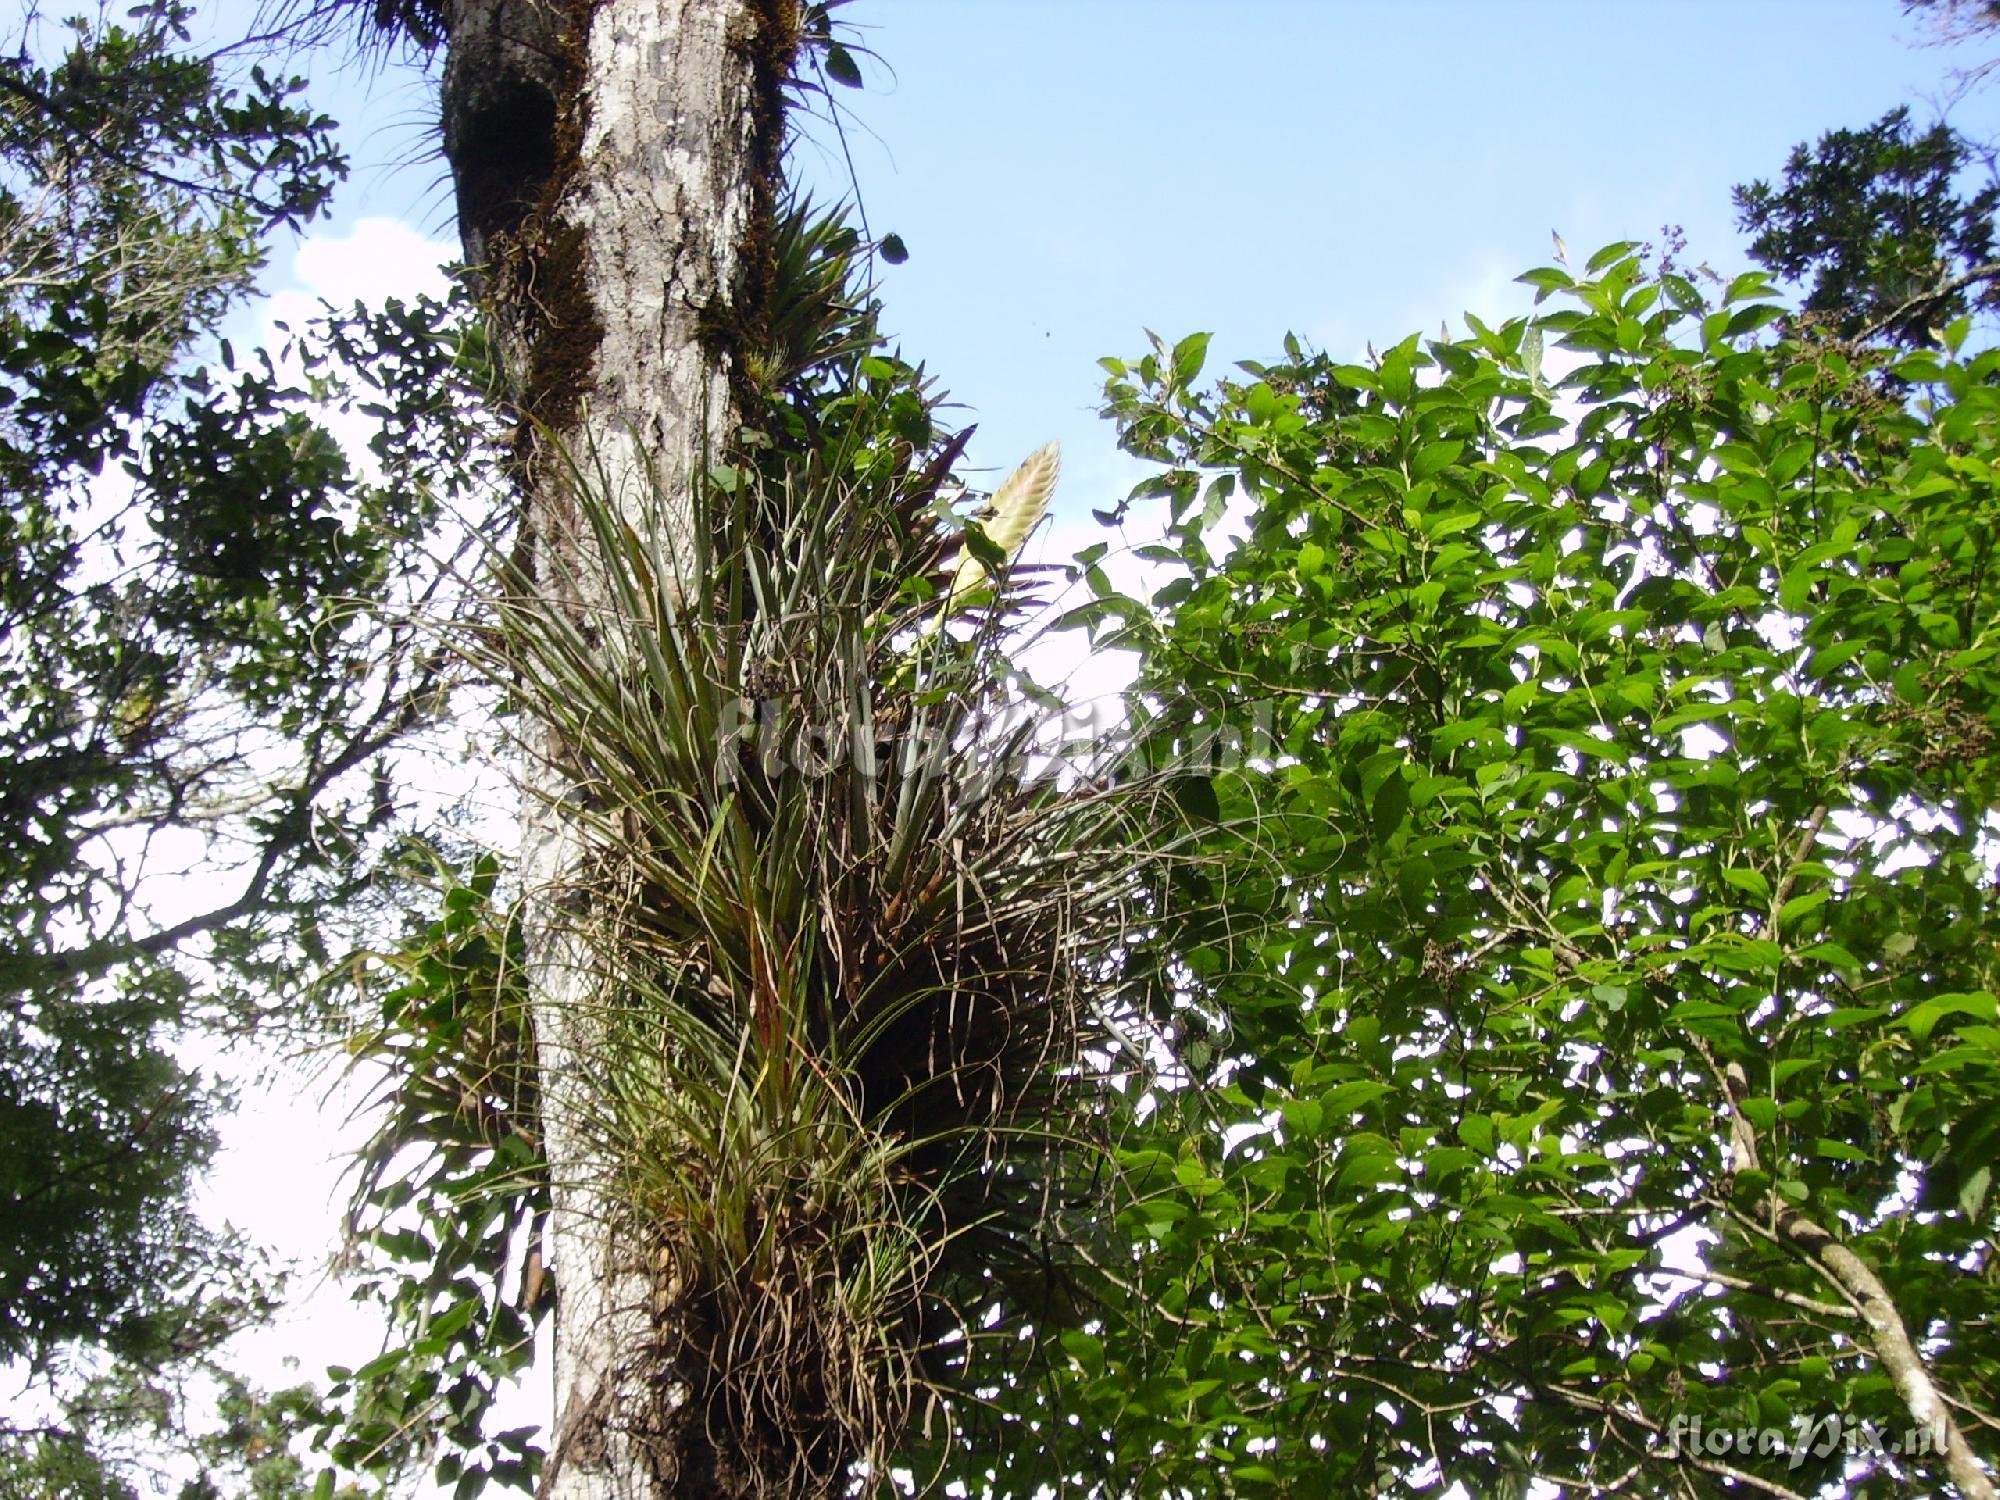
<box><xmin>942</xmin><ymin>248</ymin><xmax>2000</xmax><ymax>1498</ymax></box>
<box><xmin>1735</xmin><ymin>105</ymin><xmax>1999</xmax><ymax>344</ymax></box>
<box><xmin>0</xmin><ymin>1</ymin><xmax>495</xmax><ymax>1491</ymax></box>
<box><xmin>1</xmin><ymin>0</ymin><xmax>334</xmax><ymax>1385</ymax></box>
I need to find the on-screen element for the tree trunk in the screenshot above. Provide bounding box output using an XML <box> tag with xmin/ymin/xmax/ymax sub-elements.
<box><xmin>438</xmin><ymin>2</ymin><xmax>792</xmax><ymax>1493</ymax></box>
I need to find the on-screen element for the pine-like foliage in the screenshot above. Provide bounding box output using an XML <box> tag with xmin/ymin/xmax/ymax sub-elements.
<box><xmin>335</xmin><ymin>198</ymin><xmax>1189</xmax><ymax>1498</ymax></box>
<box><xmin>482</xmin><ymin>419</ymin><xmax>1167</xmax><ymax>1494</ymax></box>
<box><xmin>1734</xmin><ymin>105</ymin><xmax>2000</xmax><ymax>342</ymax></box>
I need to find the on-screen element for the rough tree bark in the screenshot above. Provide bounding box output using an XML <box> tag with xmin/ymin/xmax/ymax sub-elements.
<box><xmin>435</xmin><ymin>1</ymin><xmax>794</xmax><ymax>1493</ymax></box>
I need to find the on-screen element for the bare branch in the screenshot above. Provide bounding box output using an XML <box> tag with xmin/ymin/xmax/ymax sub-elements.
<box><xmin>1858</xmin><ymin>258</ymin><xmax>2000</xmax><ymax>342</ymax></box>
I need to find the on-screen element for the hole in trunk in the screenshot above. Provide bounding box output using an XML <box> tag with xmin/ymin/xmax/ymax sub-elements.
<box><xmin>452</xmin><ymin>78</ymin><xmax>559</xmax><ymax>254</ymax></box>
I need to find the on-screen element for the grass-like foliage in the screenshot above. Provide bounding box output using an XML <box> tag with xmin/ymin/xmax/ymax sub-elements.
<box><xmin>479</xmin><ymin>423</ymin><xmax>1172</xmax><ymax>1494</ymax></box>
<box><xmin>325</xmin><ymin>194</ymin><xmax>1212</xmax><ymax>1498</ymax></box>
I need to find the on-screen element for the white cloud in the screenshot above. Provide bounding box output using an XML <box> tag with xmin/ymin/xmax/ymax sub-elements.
<box><xmin>260</xmin><ymin>219</ymin><xmax>458</xmax><ymax>476</ymax></box>
<box><xmin>284</xmin><ymin>216</ymin><xmax>455</xmax><ymax>309</ymax></box>
<box><xmin>196</xmin><ymin>216</ymin><xmax>514</xmax><ymax>1493</ymax></box>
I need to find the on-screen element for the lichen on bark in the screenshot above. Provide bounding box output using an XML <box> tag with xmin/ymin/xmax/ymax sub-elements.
<box><xmin>435</xmin><ymin>3</ymin><xmax>805</xmax><ymax>1496</ymax></box>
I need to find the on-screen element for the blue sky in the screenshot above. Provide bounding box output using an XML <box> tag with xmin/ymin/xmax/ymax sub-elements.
<box><xmin>788</xmin><ymin>0</ymin><xmax>2000</xmax><ymax>493</ymax></box>
<box><xmin>279</xmin><ymin>1</ymin><xmax>2000</xmax><ymax>504</ymax></box>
